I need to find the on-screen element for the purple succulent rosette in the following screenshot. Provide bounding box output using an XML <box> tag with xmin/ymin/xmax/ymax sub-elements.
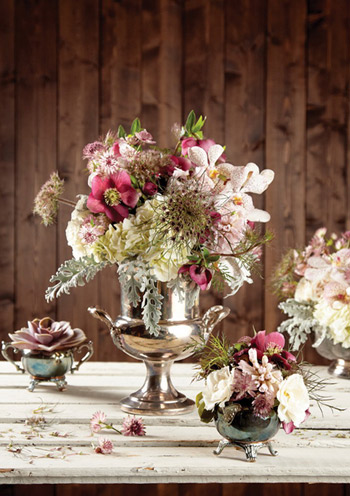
<box><xmin>9</xmin><ymin>317</ymin><xmax>87</xmax><ymax>353</ymax></box>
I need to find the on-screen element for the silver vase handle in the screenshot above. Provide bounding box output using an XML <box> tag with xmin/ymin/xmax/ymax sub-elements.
<box><xmin>201</xmin><ymin>305</ymin><xmax>230</xmax><ymax>340</ymax></box>
<box><xmin>1</xmin><ymin>341</ymin><xmax>25</xmax><ymax>373</ymax></box>
<box><xmin>71</xmin><ymin>340</ymin><xmax>94</xmax><ymax>373</ymax></box>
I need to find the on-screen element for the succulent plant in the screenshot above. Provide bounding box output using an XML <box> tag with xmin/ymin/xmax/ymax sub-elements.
<box><xmin>9</xmin><ymin>317</ymin><xmax>87</xmax><ymax>353</ymax></box>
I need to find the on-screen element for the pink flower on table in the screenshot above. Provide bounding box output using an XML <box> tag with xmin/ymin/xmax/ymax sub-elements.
<box><xmin>135</xmin><ymin>130</ymin><xmax>155</xmax><ymax>144</ymax></box>
<box><xmin>95</xmin><ymin>437</ymin><xmax>114</xmax><ymax>454</ymax></box>
<box><xmin>121</xmin><ymin>416</ymin><xmax>146</xmax><ymax>437</ymax></box>
<box><xmin>90</xmin><ymin>411</ymin><xmax>106</xmax><ymax>433</ymax></box>
<box><xmin>87</xmin><ymin>171</ymin><xmax>140</xmax><ymax>223</ymax></box>
<box><xmin>178</xmin><ymin>264</ymin><xmax>213</xmax><ymax>291</ymax></box>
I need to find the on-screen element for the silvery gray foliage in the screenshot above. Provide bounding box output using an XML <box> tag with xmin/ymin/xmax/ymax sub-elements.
<box><xmin>46</xmin><ymin>256</ymin><xmax>107</xmax><ymax>302</ymax></box>
<box><xmin>117</xmin><ymin>259</ymin><xmax>163</xmax><ymax>336</ymax></box>
<box><xmin>278</xmin><ymin>299</ymin><xmax>326</xmax><ymax>351</ymax></box>
<box><xmin>167</xmin><ymin>278</ymin><xmax>200</xmax><ymax>309</ymax></box>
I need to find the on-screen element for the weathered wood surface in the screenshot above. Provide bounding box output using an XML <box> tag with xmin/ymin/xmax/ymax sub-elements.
<box><xmin>0</xmin><ymin>362</ymin><xmax>349</xmax><ymax>485</ymax></box>
<box><xmin>1</xmin><ymin>0</ymin><xmax>350</xmax><ymax>368</ymax></box>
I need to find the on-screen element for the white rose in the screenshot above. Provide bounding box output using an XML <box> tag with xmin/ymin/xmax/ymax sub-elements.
<box><xmin>277</xmin><ymin>374</ymin><xmax>309</xmax><ymax>427</ymax></box>
<box><xmin>201</xmin><ymin>366</ymin><xmax>234</xmax><ymax>411</ymax></box>
<box><xmin>314</xmin><ymin>300</ymin><xmax>350</xmax><ymax>348</ymax></box>
<box><xmin>294</xmin><ymin>278</ymin><xmax>316</xmax><ymax>302</ymax></box>
<box><xmin>65</xmin><ymin>196</ymin><xmax>94</xmax><ymax>259</ymax></box>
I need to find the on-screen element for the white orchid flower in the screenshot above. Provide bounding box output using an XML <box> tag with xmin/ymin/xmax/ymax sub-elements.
<box><xmin>188</xmin><ymin>144</ymin><xmax>225</xmax><ymax>169</ymax></box>
<box><xmin>219</xmin><ymin>162</ymin><xmax>274</xmax><ymax>223</ymax></box>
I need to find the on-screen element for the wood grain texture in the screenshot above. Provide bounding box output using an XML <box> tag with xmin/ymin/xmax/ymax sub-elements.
<box><xmin>223</xmin><ymin>0</ymin><xmax>267</xmax><ymax>341</ymax></box>
<box><xmin>265</xmin><ymin>0</ymin><xmax>307</xmax><ymax>332</ymax></box>
<box><xmin>0</xmin><ymin>0</ymin><xmax>15</xmax><ymax>339</ymax></box>
<box><xmin>0</xmin><ymin>0</ymin><xmax>349</xmax><ymax>373</ymax></box>
<box><xmin>57</xmin><ymin>0</ymin><xmax>100</xmax><ymax>352</ymax></box>
<box><xmin>15</xmin><ymin>0</ymin><xmax>58</xmax><ymax>329</ymax></box>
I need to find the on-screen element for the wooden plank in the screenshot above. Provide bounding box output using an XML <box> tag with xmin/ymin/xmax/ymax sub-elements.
<box><xmin>99</xmin><ymin>0</ymin><xmax>142</xmax><ymax>362</ymax></box>
<box><xmin>15</xmin><ymin>0</ymin><xmax>58</xmax><ymax>330</ymax></box>
<box><xmin>0</xmin><ymin>0</ymin><xmax>15</xmax><ymax>346</ymax></box>
<box><xmin>57</xmin><ymin>0</ymin><xmax>100</xmax><ymax>355</ymax></box>
<box><xmin>223</xmin><ymin>0</ymin><xmax>267</xmax><ymax>341</ymax></box>
<box><xmin>264</xmin><ymin>0</ymin><xmax>307</xmax><ymax>332</ymax></box>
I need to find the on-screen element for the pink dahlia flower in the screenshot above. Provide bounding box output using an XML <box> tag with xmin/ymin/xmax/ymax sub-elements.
<box><xmin>121</xmin><ymin>416</ymin><xmax>146</xmax><ymax>436</ymax></box>
<box><xmin>8</xmin><ymin>318</ymin><xmax>86</xmax><ymax>353</ymax></box>
<box><xmin>87</xmin><ymin>171</ymin><xmax>140</xmax><ymax>223</ymax></box>
<box><xmin>95</xmin><ymin>437</ymin><xmax>114</xmax><ymax>454</ymax></box>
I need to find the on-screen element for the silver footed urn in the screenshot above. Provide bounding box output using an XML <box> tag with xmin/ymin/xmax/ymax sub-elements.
<box><xmin>89</xmin><ymin>282</ymin><xmax>229</xmax><ymax>415</ymax></box>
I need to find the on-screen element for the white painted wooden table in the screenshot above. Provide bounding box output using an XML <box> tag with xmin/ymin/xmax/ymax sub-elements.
<box><xmin>0</xmin><ymin>361</ymin><xmax>349</xmax><ymax>485</ymax></box>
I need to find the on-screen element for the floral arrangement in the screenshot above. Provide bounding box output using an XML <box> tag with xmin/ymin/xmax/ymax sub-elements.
<box><xmin>34</xmin><ymin>111</ymin><xmax>274</xmax><ymax>335</ymax></box>
<box><xmin>9</xmin><ymin>317</ymin><xmax>87</xmax><ymax>353</ymax></box>
<box><xmin>272</xmin><ymin>228</ymin><xmax>350</xmax><ymax>350</ymax></box>
<box><xmin>194</xmin><ymin>331</ymin><xmax>311</xmax><ymax>434</ymax></box>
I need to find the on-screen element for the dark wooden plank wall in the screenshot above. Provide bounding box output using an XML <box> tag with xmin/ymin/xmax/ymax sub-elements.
<box><xmin>0</xmin><ymin>1</ymin><xmax>350</xmax><ymax>494</ymax></box>
<box><xmin>1</xmin><ymin>0</ymin><xmax>350</xmax><ymax>360</ymax></box>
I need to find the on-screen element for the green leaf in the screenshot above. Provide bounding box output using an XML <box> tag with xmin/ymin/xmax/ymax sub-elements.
<box><xmin>130</xmin><ymin>118</ymin><xmax>141</xmax><ymax>134</ymax></box>
<box><xmin>206</xmin><ymin>255</ymin><xmax>220</xmax><ymax>263</ymax></box>
<box><xmin>202</xmin><ymin>247</ymin><xmax>210</xmax><ymax>258</ymax></box>
<box><xmin>130</xmin><ymin>175</ymin><xmax>139</xmax><ymax>189</ymax></box>
<box><xmin>117</xmin><ymin>125</ymin><xmax>126</xmax><ymax>138</ymax></box>
<box><xmin>192</xmin><ymin>115</ymin><xmax>206</xmax><ymax>133</ymax></box>
<box><xmin>196</xmin><ymin>393</ymin><xmax>214</xmax><ymax>423</ymax></box>
<box><xmin>185</xmin><ymin>110</ymin><xmax>196</xmax><ymax>132</ymax></box>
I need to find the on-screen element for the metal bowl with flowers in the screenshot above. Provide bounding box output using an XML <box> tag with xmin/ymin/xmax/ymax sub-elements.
<box><xmin>193</xmin><ymin>330</ymin><xmax>313</xmax><ymax>462</ymax></box>
<box><xmin>1</xmin><ymin>317</ymin><xmax>93</xmax><ymax>391</ymax></box>
<box><xmin>272</xmin><ymin>228</ymin><xmax>350</xmax><ymax>378</ymax></box>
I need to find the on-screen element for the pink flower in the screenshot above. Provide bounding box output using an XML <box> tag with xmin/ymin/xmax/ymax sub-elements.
<box><xmin>170</xmin><ymin>155</ymin><xmax>193</xmax><ymax>172</ymax></box>
<box><xmin>90</xmin><ymin>411</ymin><xmax>106</xmax><ymax>433</ymax></box>
<box><xmin>142</xmin><ymin>182</ymin><xmax>158</xmax><ymax>196</ymax></box>
<box><xmin>135</xmin><ymin>130</ymin><xmax>155</xmax><ymax>144</ymax></box>
<box><xmin>121</xmin><ymin>416</ymin><xmax>146</xmax><ymax>436</ymax></box>
<box><xmin>83</xmin><ymin>141</ymin><xmax>105</xmax><ymax>159</ymax></box>
<box><xmin>87</xmin><ymin>171</ymin><xmax>140</xmax><ymax>223</ymax></box>
<box><xmin>181</xmin><ymin>138</ymin><xmax>226</xmax><ymax>162</ymax></box>
<box><xmin>250</xmin><ymin>331</ymin><xmax>296</xmax><ymax>369</ymax></box>
<box><xmin>282</xmin><ymin>409</ymin><xmax>310</xmax><ymax>434</ymax></box>
<box><xmin>79</xmin><ymin>214</ymin><xmax>109</xmax><ymax>245</ymax></box>
<box><xmin>95</xmin><ymin>437</ymin><xmax>113</xmax><ymax>454</ymax></box>
<box><xmin>252</xmin><ymin>392</ymin><xmax>275</xmax><ymax>418</ymax></box>
<box><xmin>178</xmin><ymin>264</ymin><xmax>213</xmax><ymax>291</ymax></box>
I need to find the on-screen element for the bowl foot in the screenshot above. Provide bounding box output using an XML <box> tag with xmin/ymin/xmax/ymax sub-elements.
<box><xmin>28</xmin><ymin>375</ymin><xmax>67</xmax><ymax>392</ymax></box>
<box><xmin>328</xmin><ymin>359</ymin><xmax>350</xmax><ymax>379</ymax></box>
<box><xmin>213</xmin><ymin>438</ymin><xmax>278</xmax><ymax>462</ymax></box>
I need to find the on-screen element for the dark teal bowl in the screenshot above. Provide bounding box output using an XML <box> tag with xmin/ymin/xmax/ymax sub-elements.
<box><xmin>215</xmin><ymin>408</ymin><xmax>280</xmax><ymax>444</ymax></box>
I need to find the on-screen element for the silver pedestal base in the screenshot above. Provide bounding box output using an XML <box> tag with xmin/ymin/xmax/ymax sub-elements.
<box><xmin>120</xmin><ymin>360</ymin><xmax>195</xmax><ymax>416</ymax></box>
<box><xmin>213</xmin><ymin>438</ymin><xmax>278</xmax><ymax>462</ymax></box>
<box><xmin>328</xmin><ymin>359</ymin><xmax>350</xmax><ymax>379</ymax></box>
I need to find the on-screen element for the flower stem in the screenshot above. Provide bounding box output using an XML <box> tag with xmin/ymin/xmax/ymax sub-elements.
<box><xmin>103</xmin><ymin>423</ymin><xmax>122</xmax><ymax>435</ymax></box>
<box><xmin>58</xmin><ymin>197</ymin><xmax>77</xmax><ymax>208</ymax></box>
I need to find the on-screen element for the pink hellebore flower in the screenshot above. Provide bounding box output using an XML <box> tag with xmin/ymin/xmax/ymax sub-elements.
<box><xmin>142</xmin><ymin>182</ymin><xmax>158</xmax><ymax>196</ymax></box>
<box><xmin>87</xmin><ymin>171</ymin><xmax>140</xmax><ymax>223</ymax></box>
<box><xmin>170</xmin><ymin>155</ymin><xmax>192</xmax><ymax>172</ymax></box>
<box><xmin>178</xmin><ymin>264</ymin><xmax>213</xmax><ymax>291</ymax></box>
<box><xmin>251</xmin><ymin>331</ymin><xmax>296</xmax><ymax>369</ymax></box>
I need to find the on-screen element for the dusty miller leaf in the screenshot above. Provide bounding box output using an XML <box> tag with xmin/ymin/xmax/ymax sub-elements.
<box><xmin>46</xmin><ymin>256</ymin><xmax>107</xmax><ymax>302</ymax></box>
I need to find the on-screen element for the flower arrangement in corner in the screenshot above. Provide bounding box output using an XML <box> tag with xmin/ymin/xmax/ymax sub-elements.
<box><xmin>272</xmin><ymin>228</ymin><xmax>350</xmax><ymax>351</ymax></box>
<box><xmin>194</xmin><ymin>331</ymin><xmax>310</xmax><ymax>435</ymax></box>
<box><xmin>34</xmin><ymin>111</ymin><xmax>274</xmax><ymax>335</ymax></box>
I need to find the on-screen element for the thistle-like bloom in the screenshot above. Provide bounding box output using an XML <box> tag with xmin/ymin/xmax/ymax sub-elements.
<box><xmin>87</xmin><ymin>171</ymin><xmax>140</xmax><ymax>223</ymax></box>
<box><xmin>121</xmin><ymin>416</ymin><xmax>146</xmax><ymax>436</ymax></box>
<box><xmin>33</xmin><ymin>172</ymin><xmax>65</xmax><ymax>226</ymax></box>
<box><xmin>79</xmin><ymin>214</ymin><xmax>109</xmax><ymax>245</ymax></box>
<box><xmin>252</xmin><ymin>392</ymin><xmax>275</xmax><ymax>418</ymax></box>
<box><xmin>90</xmin><ymin>411</ymin><xmax>107</xmax><ymax>433</ymax></box>
<box><xmin>9</xmin><ymin>317</ymin><xmax>86</xmax><ymax>353</ymax></box>
<box><xmin>95</xmin><ymin>437</ymin><xmax>113</xmax><ymax>454</ymax></box>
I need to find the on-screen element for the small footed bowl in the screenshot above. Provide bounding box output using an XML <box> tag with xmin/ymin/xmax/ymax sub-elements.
<box><xmin>213</xmin><ymin>407</ymin><xmax>280</xmax><ymax>462</ymax></box>
<box><xmin>315</xmin><ymin>336</ymin><xmax>350</xmax><ymax>379</ymax></box>
<box><xmin>1</xmin><ymin>341</ymin><xmax>93</xmax><ymax>391</ymax></box>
